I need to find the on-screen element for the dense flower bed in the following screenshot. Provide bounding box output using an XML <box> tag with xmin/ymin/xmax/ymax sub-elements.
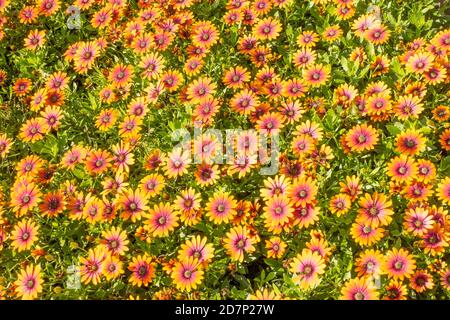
<box><xmin>0</xmin><ymin>0</ymin><xmax>449</xmax><ymax>300</ymax></box>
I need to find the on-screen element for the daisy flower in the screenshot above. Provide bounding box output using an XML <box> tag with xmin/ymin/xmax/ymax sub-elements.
<box><xmin>437</xmin><ymin>177</ymin><xmax>450</xmax><ymax>205</ymax></box>
<box><xmin>144</xmin><ymin>202</ymin><xmax>179</xmax><ymax>237</ymax></box>
<box><xmin>290</xmin><ymin>250</ymin><xmax>326</xmax><ymax>290</ymax></box>
<box><xmin>355</xmin><ymin>249</ymin><xmax>384</xmax><ymax>277</ymax></box>
<box><xmin>288</xmin><ymin>176</ymin><xmax>318</xmax><ymax>206</ymax></box>
<box><xmin>410</xmin><ymin>270</ymin><xmax>434</xmax><ymax>293</ymax></box>
<box><xmin>357</xmin><ymin>192</ymin><xmax>393</xmax><ymax>228</ymax></box>
<box><xmin>171</xmin><ymin>257</ymin><xmax>204</xmax><ymax>292</ymax></box>
<box><xmin>14</xmin><ymin>264</ymin><xmax>43</xmax><ymax>300</ymax></box>
<box><xmin>303</xmin><ymin>64</ymin><xmax>330</xmax><ymax>87</ymax></box>
<box><xmin>253</xmin><ymin>17</ymin><xmax>282</xmax><ymax>40</ymax></box>
<box><xmin>265</xmin><ymin>236</ymin><xmax>287</xmax><ymax>259</ymax></box>
<box><xmin>128</xmin><ymin>255</ymin><xmax>156</xmax><ymax>287</ymax></box>
<box><xmin>178</xmin><ymin>235</ymin><xmax>214</xmax><ymax>264</ymax></box>
<box><xmin>340</xmin><ymin>277</ymin><xmax>379</xmax><ymax>300</ymax></box>
<box><xmin>101</xmin><ymin>226</ymin><xmax>129</xmax><ymax>256</ymax></box>
<box><xmin>383</xmin><ymin>248</ymin><xmax>416</xmax><ymax>281</ymax></box>
<box><xmin>206</xmin><ymin>191</ymin><xmax>237</xmax><ymax>224</ymax></box>
<box><xmin>386</xmin><ymin>155</ymin><xmax>417</xmax><ymax>182</ymax></box>
<box><xmin>11</xmin><ymin>220</ymin><xmax>39</xmax><ymax>252</ymax></box>
<box><xmin>79</xmin><ymin>247</ymin><xmax>107</xmax><ymax>285</ymax></box>
<box><xmin>164</xmin><ymin>148</ymin><xmax>191</xmax><ymax>178</ymax></box>
<box><xmin>223</xmin><ymin>225</ymin><xmax>256</xmax><ymax>262</ymax></box>
<box><xmin>263</xmin><ymin>195</ymin><xmax>293</xmax><ymax>228</ymax></box>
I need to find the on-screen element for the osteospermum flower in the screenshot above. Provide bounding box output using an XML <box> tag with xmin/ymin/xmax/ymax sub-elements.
<box><xmin>173</xmin><ymin>188</ymin><xmax>200</xmax><ymax>216</ymax></box>
<box><xmin>440</xmin><ymin>128</ymin><xmax>450</xmax><ymax>151</ymax></box>
<box><xmin>292</xmin><ymin>204</ymin><xmax>320</xmax><ymax>229</ymax></box>
<box><xmin>100</xmin><ymin>227</ymin><xmax>129</xmax><ymax>256</ymax></box>
<box><xmin>322</xmin><ymin>25</ymin><xmax>342</xmax><ymax>42</ymax></box>
<box><xmin>437</xmin><ymin>177</ymin><xmax>450</xmax><ymax>205</ymax></box>
<box><xmin>29</xmin><ymin>88</ymin><xmax>47</xmax><ymax>111</ymax></box>
<box><xmin>410</xmin><ymin>270</ymin><xmax>434</xmax><ymax>293</ymax></box>
<box><xmin>0</xmin><ymin>134</ymin><xmax>13</xmax><ymax>158</ymax></box>
<box><xmin>85</xmin><ymin>149</ymin><xmax>112</xmax><ymax>175</ymax></box>
<box><xmin>112</xmin><ymin>142</ymin><xmax>135</xmax><ymax>173</ymax></box>
<box><xmin>223</xmin><ymin>225</ymin><xmax>256</xmax><ymax>262</ymax></box>
<box><xmin>345</xmin><ymin>123</ymin><xmax>379</xmax><ymax>152</ymax></box>
<box><xmin>364</xmin><ymin>25</ymin><xmax>390</xmax><ymax>45</ymax></box>
<box><xmin>222</xmin><ymin>66</ymin><xmax>250</xmax><ymax>89</ymax></box>
<box><xmin>405</xmin><ymin>51</ymin><xmax>434</xmax><ymax>73</ymax></box>
<box><xmin>178</xmin><ymin>235</ymin><xmax>214</xmax><ymax>264</ymax></box>
<box><xmin>329</xmin><ymin>193</ymin><xmax>352</xmax><ymax>217</ymax></box>
<box><xmin>109</xmin><ymin>64</ymin><xmax>133</xmax><ymax>87</ymax></box>
<box><xmin>253</xmin><ymin>17</ymin><xmax>282</xmax><ymax>40</ymax></box>
<box><xmin>288</xmin><ymin>176</ymin><xmax>318</xmax><ymax>206</ymax></box>
<box><xmin>195</xmin><ymin>162</ymin><xmax>219</xmax><ymax>185</ymax></box>
<box><xmin>248</xmin><ymin>288</ymin><xmax>282</xmax><ymax>300</ymax></box>
<box><xmin>403</xmin><ymin>207</ymin><xmax>434</xmax><ymax>236</ymax></box>
<box><xmin>95</xmin><ymin>108</ymin><xmax>119</xmax><ymax>131</ymax></box>
<box><xmin>79</xmin><ymin>247</ymin><xmax>107</xmax><ymax>285</ymax></box>
<box><xmin>11</xmin><ymin>219</ymin><xmax>39</xmax><ymax>252</ymax></box>
<box><xmin>38</xmin><ymin>0</ymin><xmax>60</xmax><ymax>16</ymax></box>
<box><xmin>395</xmin><ymin>130</ymin><xmax>425</xmax><ymax>156</ymax></box>
<box><xmin>383</xmin><ymin>280</ymin><xmax>408</xmax><ymax>300</ymax></box>
<box><xmin>265</xmin><ymin>236</ymin><xmax>287</xmax><ymax>259</ymax></box>
<box><xmin>393</xmin><ymin>95</ymin><xmax>424</xmax><ymax>120</ymax></box>
<box><xmin>10</xmin><ymin>182</ymin><xmax>42</xmax><ymax>216</ymax></box>
<box><xmin>206</xmin><ymin>191</ymin><xmax>237</xmax><ymax>224</ymax></box>
<box><xmin>440</xmin><ymin>269</ymin><xmax>450</xmax><ymax>291</ymax></box>
<box><xmin>386</xmin><ymin>155</ymin><xmax>417</xmax><ymax>182</ymax></box>
<box><xmin>383</xmin><ymin>248</ymin><xmax>416</xmax><ymax>280</ymax></box>
<box><xmin>140</xmin><ymin>52</ymin><xmax>165</xmax><ymax>80</ymax></box>
<box><xmin>19</xmin><ymin>6</ymin><xmax>39</xmax><ymax>24</ymax></box>
<box><xmin>39</xmin><ymin>191</ymin><xmax>65</xmax><ymax>217</ymax></box>
<box><xmin>82</xmin><ymin>195</ymin><xmax>104</xmax><ymax>224</ymax></box>
<box><xmin>60</xmin><ymin>145</ymin><xmax>87</xmax><ymax>170</ymax></box>
<box><xmin>352</xmin><ymin>14</ymin><xmax>380</xmax><ymax>36</ymax></box>
<box><xmin>303</xmin><ymin>64</ymin><xmax>330</xmax><ymax>87</ymax></box>
<box><xmin>357</xmin><ymin>192</ymin><xmax>393</xmax><ymax>228</ymax></box>
<box><xmin>231</xmin><ymin>89</ymin><xmax>259</xmax><ymax>115</ymax></box>
<box><xmin>263</xmin><ymin>195</ymin><xmax>293</xmax><ymax>228</ymax></box>
<box><xmin>340</xmin><ymin>277</ymin><xmax>379</xmax><ymax>300</ymax></box>
<box><xmin>19</xmin><ymin>118</ymin><xmax>49</xmax><ymax>143</ymax></box>
<box><xmin>187</xmin><ymin>77</ymin><xmax>216</xmax><ymax>102</ymax></box>
<box><xmin>355</xmin><ymin>249</ymin><xmax>384</xmax><ymax>277</ymax></box>
<box><xmin>171</xmin><ymin>257</ymin><xmax>204</xmax><ymax>292</ymax></box>
<box><xmin>192</xmin><ymin>21</ymin><xmax>219</xmax><ymax>48</ymax></box>
<box><xmin>350</xmin><ymin>221</ymin><xmax>384</xmax><ymax>247</ymax></box>
<box><xmin>139</xmin><ymin>173</ymin><xmax>165</xmax><ymax>198</ymax></box>
<box><xmin>297</xmin><ymin>30</ymin><xmax>319</xmax><ymax>47</ymax></box>
<box><xmin>128</xmin><ymin>255</ymin><xmax>156</xmax><ymax>287</ymax></box>
<box><xmin>293</xmin><ymin>48</ymin><xmax>316</xmax><ymax>68</ymax></box>
<box><xmin>164</xmin><ymin>148</ymin><xmax>191</xmax><ymax>178</ymax></box>
<box><xmin>144</xmin><ymin>202</ymin><xmax>179</xmax><ymax>237</ymax></box>
<box><xmin>415</xmin><ymin>159</ymin><xmax>436</xmax><ymax>183</ymax></box>
<box><xmin>13</xmin><ymin>78</ymin><xmax>32</xmax><ymax>96</ymax></box>
<box><xmin>291</xmin><ymin>135</ymin><xmax>315</xmax><ymax>158</ymax></box>
<box><xmin>24</xmin><ymin>30</ymin><xmax>46</xmax><ymax>50</ymax></box>
<box><xmin>14</xmin><ymin>264</ymin><xmax>43</xmax><ymax>300</ymax></box>
<box><xmin>102</xmin><ymin>256</ymin><xmax>124</xmax><ymax>281</ymax></box>
<box><xmin>290</xmin><ymin>250</ymin><xmax>325</xmax><ymax>289</ymax></box>
<box><xmin>74</xmin><ymin>41</ymin><xmax>100</xmax><ymax>70</ymax></box>
<box><xmin>432</xmin><ymin>105</ymin><xmax>450</xmax><ymax>123</ymax></box>
<box><xmin>260</xmin><ymin>175</ymin><xmax>291</xmax><ymax>200</ymax></box>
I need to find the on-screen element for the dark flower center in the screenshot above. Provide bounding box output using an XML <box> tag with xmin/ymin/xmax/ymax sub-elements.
<box><xmin>22</xmin><ymin>195</ymin><xmax>31</xmax><ymax>204</ymax></box>
<box><xmin>138</xmin><ymin>265</ymin><xmax>148</xmax><ymax>277</ymax></box>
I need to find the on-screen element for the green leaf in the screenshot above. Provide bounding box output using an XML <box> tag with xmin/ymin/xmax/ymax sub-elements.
<box><xmin>386</xmin><ymin>124</ymin><xmax>401</xmax><ymax>135</ymax></box>
<box><xmin>439</xmin><ymin>156</ymin><xmax>450</xmax><ymax>175</ymax></box>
